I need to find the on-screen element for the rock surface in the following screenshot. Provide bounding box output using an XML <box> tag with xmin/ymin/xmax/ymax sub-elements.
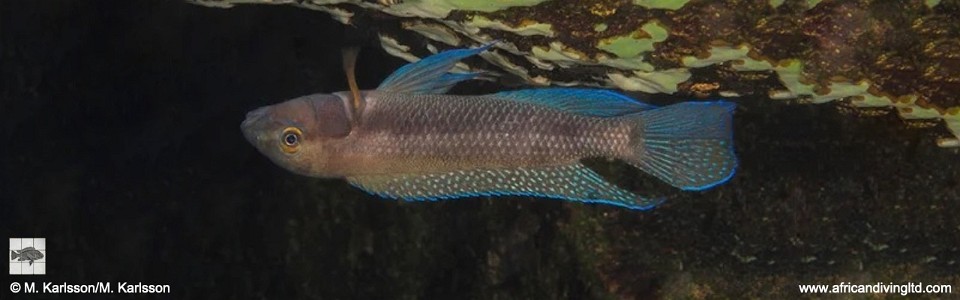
<box><xmin>2</xmin><ymin>1</ymin><xmax>958</xmax><ymax>298</ymax></box>
<box><xmin>191</xmin><ymin>0</ymin><xmax>960</xmax><ymax>147</ymax></box>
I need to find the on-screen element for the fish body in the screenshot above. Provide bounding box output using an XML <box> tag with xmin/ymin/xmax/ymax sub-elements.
<box><xmin>242</xmin><ymin>44</ymin><xmax>737</xmax><ymax>210</ymax></box>
<box><xmin>307</xmin><ymin>91</ymin><xmax>627</xmax><ymax>176</ymax></box>
<box><xmin>11</xmin><ymin>247</ymin><xmax>44</xmax><ymax>265</ymax></box>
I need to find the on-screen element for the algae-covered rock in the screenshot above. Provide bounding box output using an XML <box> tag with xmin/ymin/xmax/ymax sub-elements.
<box><xmin>190</xmin><ymin>0</ymin><xmax>960</xmax><ymax>147</ymax></box>
<box><xmin>6</xmin><ymin>1</ymin><xmax>957</xmax><ymax>298</ymax></box>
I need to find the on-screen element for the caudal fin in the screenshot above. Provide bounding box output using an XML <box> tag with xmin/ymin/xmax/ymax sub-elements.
<box><xmin>624</xmin><ymin>101</ymin><xmax>737</xmax><ymax>191</ymax></box>
<box><xmin>11</xmin><ymin>250</ymin><xmax>18</xmax><ymax>260</ymax></box>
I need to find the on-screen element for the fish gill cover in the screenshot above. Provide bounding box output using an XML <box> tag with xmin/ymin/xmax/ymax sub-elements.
<box><xmin>3</xmin><ymin>1</ymin><xmax>958</xmax><ymax>299</ymax></box>
<box><xmin>241</xmin><ymin>43</ymin><xmax>737</xmax><ymax>210</ymax></box>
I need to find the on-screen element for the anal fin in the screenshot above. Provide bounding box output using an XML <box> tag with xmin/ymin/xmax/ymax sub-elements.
<box><xmin>346</xmin><ymin>164</ymin><xmax>662</xmax><ymax>210</ymax></box>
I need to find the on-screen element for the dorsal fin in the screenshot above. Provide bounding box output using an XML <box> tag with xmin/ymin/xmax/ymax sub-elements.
<box><xmin>377</xmin><ymin>42</ymin><xmax>494</xmax><ymax>94</ymax></box>
<box><xmin>342</xmin><ymin>46</ymin><xmax>363</xmax><ymax>123</ymax></box>
<box><xmin>494</xmin><ymin>88</ymin><xmax>656</xmax><ymax>117</ymax></box>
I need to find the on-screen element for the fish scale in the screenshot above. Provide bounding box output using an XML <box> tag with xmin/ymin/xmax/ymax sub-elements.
<box><xmin>350</xmin><ymin>92</ymin><xmax>624</xmax><ymax>173</ymax></box>
<box><xmin>242</xmin><ymin>44</ymin><xmax>737</xmax><ymax>210</ymax></box>
<box><xmin>347</xmin><ymin>163</ymin><xmax>662</xmax><ymax>209</ymax></box>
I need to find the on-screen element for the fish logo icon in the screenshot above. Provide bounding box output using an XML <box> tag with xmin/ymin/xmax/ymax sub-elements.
<box><xmin>9</xmin><ymin>238</ymin><xmax>46</xmax><ymax>275</ymax></box>
<box><xmin>11</xmin><ymin>247</ymin><xmax>44</xmax><ymax>265</ymax></box>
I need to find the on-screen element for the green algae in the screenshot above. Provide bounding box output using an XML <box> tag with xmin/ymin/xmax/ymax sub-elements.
<box><xmin>632</xmin><ymin>0</ymin><xmax>691</xmax><ymax>10</ymax></box>
<box><xmin>597</xmin><ymin>22</ymin><xmax>669</xmax><ymax>58</ymax></box>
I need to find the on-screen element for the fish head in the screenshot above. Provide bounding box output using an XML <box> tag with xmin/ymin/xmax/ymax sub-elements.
<box><xmin>242</xmin><ymin>93</ymin><xmax>352</xmax><ymax>177</ymax></box>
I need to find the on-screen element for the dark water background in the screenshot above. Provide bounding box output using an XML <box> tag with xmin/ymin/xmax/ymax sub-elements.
<box><xmin>2</xmin><ymin>0</ymin><xmax>958</xmax><ymax>299</ymax></box>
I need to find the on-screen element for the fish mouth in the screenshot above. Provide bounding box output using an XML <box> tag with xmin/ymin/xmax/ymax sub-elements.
<box><xmin>241</xmin><ymin>106</ymin><xmax>270</xmax><ymax>145</ymax></box>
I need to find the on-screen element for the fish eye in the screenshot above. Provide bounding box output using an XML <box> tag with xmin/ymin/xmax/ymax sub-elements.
<box><xmin>280</xmin><ymin>127</ymin><xmax>302</xmax><ymax>153</ymax></box>
<box><xmin>284</xmin><ymin>132</ymin><xmax>299</xmax><ymax>146</ymax></box>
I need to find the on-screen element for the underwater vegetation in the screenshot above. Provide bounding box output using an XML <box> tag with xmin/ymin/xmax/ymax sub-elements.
<box><xmin>179</xmin><ymin>1</ymin><xmax>959</xmax><ymax>298</ymax></box>
<box><xmin>3</xmin><ymin>0</ymin><xmax>958</xmax><ymax>298</ymax></box>
<box><xmin>194</xmin><ymin>0</ymin><xmax>960</xmax><ymax>148</ymax></box>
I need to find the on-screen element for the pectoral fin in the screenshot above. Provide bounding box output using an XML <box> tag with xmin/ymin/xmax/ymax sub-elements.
<box><xmin>346</xmin><ymin>163</ymin><xmax>663</xmax><ymax>210</ymax></box>
<box><xmin>342</xmin><ymin>46</ymin><xmax>364</xmax><ymax>123</ymax></box>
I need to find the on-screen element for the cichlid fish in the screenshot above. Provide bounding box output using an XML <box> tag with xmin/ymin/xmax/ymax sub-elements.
<box><xmin>11</xmin><ymin>247</ymin><xmax>44</xmax><ymax>265</ymax></box>
<box><xmin>241</xmin><ymin>43</ymin><xmax>737</xmax><ymax>210</ymax></box>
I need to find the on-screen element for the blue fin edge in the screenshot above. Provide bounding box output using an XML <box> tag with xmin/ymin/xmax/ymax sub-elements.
<box><xmin>494</xmin><ymin>88</ymin><xmax>655</xmax><ymax>117</ymax></box>
<box><xmin>376</xmin><ymin>42</ymin><xmax>495</xmax><ymax>94</ymax></box>
<box><xmin>348</xmin><ymin>181</ymin><xmax>664</xmax><ymax>211</ymax></box>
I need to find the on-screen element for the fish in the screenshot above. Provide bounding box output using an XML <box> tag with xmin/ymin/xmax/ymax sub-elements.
<box><xmin>241</xmin><ymin>43</ymin><xmax>737</xmax><ymax>210</ymax></box>
<box><xmin>11</xmin><ymin>247</ymin><xmax>44</xmax><ymax>265</ymax></box>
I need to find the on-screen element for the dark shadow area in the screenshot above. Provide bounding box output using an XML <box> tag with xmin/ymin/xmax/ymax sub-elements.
<box><xmin>1</xmin><ymin>1</ymin><xmax>957</xmax><ymax>299</ymax></box>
